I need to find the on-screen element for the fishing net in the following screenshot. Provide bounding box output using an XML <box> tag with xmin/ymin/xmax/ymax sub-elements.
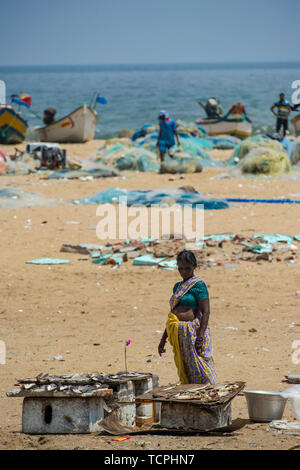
<box><xmin>76</xmin><ymin>187</ymin><xmax>229</xmax><ymax>210</ymax></box>
<box><xmin>236</xmin><ymin>146</ymin><xmax>291</xmax><ymax>176</ymax></box>
<box><xmin>230</xmin><ymin>135</ymin><xmax>285</xmax><ymax>166</ymax></box>
<box><xmin>97</xmin><ymin>144</ymin><xmax>160</xmax><ymax>172</ymax></box>
<box><xmin>160</xmin><ymin>157</ymin><xmax>203</xmax><ymax>174</ymax></box>
<box><xmin>118</xmin><ymin>128</ymin><xmax>135</xmax><ymax>139</ymax></box>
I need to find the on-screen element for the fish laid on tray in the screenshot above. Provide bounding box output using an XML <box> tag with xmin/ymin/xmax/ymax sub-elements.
<box><xmin>150</xmin><ymin>381</ymin><xmax>245</xmax><ymax>405</ymax></box>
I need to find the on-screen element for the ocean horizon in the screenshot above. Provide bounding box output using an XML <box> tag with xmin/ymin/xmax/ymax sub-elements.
<box><xmin>1</xmin><ymin>61</ymin><xmax>300</xmax><ymax>138</ymax></box>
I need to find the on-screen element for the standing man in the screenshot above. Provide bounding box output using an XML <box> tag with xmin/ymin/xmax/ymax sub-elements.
<box><xmin>157</xmin><ymin>110</ymin><xmax>180</xmax><ymax>162</ymax></box>
<box><xmin>270</xmin><ymin>93</ymin><xmax>291</xmax><ymax>137</ymax></box>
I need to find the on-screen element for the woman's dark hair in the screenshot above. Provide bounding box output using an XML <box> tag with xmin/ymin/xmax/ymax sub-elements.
<box><xmin>176</xmin><ymin>250</ymin><xmax>197</xmax><ymax>268</ymax></box>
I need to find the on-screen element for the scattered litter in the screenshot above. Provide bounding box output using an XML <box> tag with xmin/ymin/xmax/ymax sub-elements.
<box><xmin>113</xmin><ymin>436</ymin><xmax>131</xmax><ymax>441</ymax></box>
<box><xmin>74</xmin><ymin>231</ymin><xmax>300</xmax><ymax>271</ymax></box>
<box><xmin>52</xmin><ymin>355</ymin><xmax>64</xmax><ymax>361</ymax></box>
<box><xmin>253</xmin><ymin>233</ymin><xmax>293</xmax><ymax>244</ymax></box>
<box><xmin>133</xmin><ymin>254</ymin><xmax>166</xmax><ymax>266</ymax></box>
<box><xmin>158</xmin><ymin>259</ymin><xmax>178</xmax><ymax>270</ymax></box>
<box><xmin>279</xmin><ymin>385</ymin><xmax>300</xmax><ymax>420</ymax></box>
<box><xmin>284</xmin><ymin>375</ymin><xmax>300</xmax><ymax>384</ymax></box>
<box><xmin>268</xmin><ymin>420</ymin><xmax>300</xmax><ymax>434</ymax></box>
<box><xmin>60</xmin><ymin>244</ymin><xmax>90</xmax><ymax>255</ymax></box>
<box><xmin>26</xmin><ymin>258</ymin><xmax>70</xmax><ymax>265</ymax></box>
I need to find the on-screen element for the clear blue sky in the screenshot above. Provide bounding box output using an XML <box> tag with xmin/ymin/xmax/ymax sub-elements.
<box><xmin>1</xmin><ymin>0</ymin><xmax>299</xmax><ymax>65</ymax></box>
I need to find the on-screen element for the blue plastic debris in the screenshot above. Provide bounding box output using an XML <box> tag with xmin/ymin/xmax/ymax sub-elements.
<box><xmin>204</xmin><ymin>233</ymin><xmax>235</xmax><ymax>242</ymax></box>
<box><xmin>132</xmin><ymin>254</ymin><xmax>166</xmax><ymax>266</ymax></box>
<box><xmin>243</xmin><ymin>243</ymin><xmax>273</xmax><ymax>254</ymax></box>
<box><xmin>158</xmin><ymin>259</ymin><xmax>178</xmax><ymax>270</ymax></box>
<box><xmin>26</xmin><ymin>258</ymin><xmax>70</xmax><ymax>265</ymax></box>
<box><xmin>253</xmin><ymin>233</ymin><xmax>293</xmax><ymax>244</ymax></box>
<box><xmin>92</xmin><ymin>253</ymin><xmax>113</xmax><ymax>264</ymax></box>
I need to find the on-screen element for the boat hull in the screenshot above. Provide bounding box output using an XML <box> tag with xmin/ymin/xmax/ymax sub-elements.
<box><xmin>291</xmin><ymin>114</ymin><xmax>300</xmax><ymax>136</ymax></box>
<box><xmin>0</xmin><ymin>107</ymin><xmax>27</xmax><ymax>144</ymax></box>
<box><xmin>195</xmin><ymin>116</ymin><xmax>252</xmax><ymax>139</ymax></box>
<box><xmin>36</xmin><ymin>105</ymin><xmax>98</xmax><ymax>143</ymax></box>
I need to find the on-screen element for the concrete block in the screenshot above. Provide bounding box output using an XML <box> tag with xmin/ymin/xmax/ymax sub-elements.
<box><xmin>160</xmin><ymin>401</ymin><xmax>232</xmax><ymax>431</ymax></box>
<box><xmin>22</xmin><ymin>397</ymin><xmax>106</xmax><ymax>434</ymax></box>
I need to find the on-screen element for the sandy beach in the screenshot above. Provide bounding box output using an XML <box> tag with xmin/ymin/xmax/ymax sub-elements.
<box><xmin>1</xmin><ymin>139</ymin><xmax>300</xmax><ymax>450</ymax></box>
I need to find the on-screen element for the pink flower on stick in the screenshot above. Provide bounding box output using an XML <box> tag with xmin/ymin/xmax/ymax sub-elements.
<box><xmin>125</xmin><ymin>340</ymin><xmax>131</xmax><ymax>372</ymax></box>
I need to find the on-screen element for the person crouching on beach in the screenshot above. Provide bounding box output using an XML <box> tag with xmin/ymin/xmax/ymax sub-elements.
<box><xmin>158</xmin><ymin>250</ymin><xmax>217</xmax><ymax>385</ymax></box>
<box><xmin>156</xmin><ymin>110</ymin><xmax>180</xmax><ymax>162</ymax></box>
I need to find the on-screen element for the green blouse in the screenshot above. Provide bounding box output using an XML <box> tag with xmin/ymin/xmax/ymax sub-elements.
<box><xmin>172</xmin><ymin>280</ymin><xmax>209</xmax><ymax>310</ymax></box>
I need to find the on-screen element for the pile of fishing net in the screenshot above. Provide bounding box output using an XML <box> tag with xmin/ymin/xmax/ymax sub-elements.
<box><xmin>176</xmin><ymin>120</ymin><xmax>208</xmax><ymax>138</ymax></box>
<box><xmin>236</xmin><ymin>146</ymin><xmax>291</xmax><ymax>176</ymax></box>
<box><xmin>160</xmin><ymin>155</ymin><xmax>203</xmax><ymax>174</ymax></box>
<box><xmin>91</xmin><ymin>129</ymin><xmax>217</xmax><ymax>173</ymax></box>
<box><xmin>91</xmin><ymin>121</ymin><xmax>242</xmax><ymax>173</ymax></box>
<box><xmin>91</xmin><ymin>138</ymin><xmax>159</xmax><ymax>172</ymax></box>
<box><xmin>207</xmin><ymin>135</ymin><xmax>241</xmax><ymax>149</ymax></box>
<box><xmin>230</xmin><ymin>135</ymin><xmax>286</xmax><ymax>165</ymax></box>
<box><xmin>135</xmin><ymin>130</ymin><xmax>214</xmax><ymax>169</ymax></box>
<box><xmin>228</xmin><ymin>135</ymin><xmax>290</xmax><ymax>176</ymax></box>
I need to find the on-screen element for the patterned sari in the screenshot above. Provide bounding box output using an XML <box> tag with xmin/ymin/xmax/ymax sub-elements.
<box><xmin>166</xmin><ymin>276</ymin><xmax>217</xmax><ymax>385</ymax></box>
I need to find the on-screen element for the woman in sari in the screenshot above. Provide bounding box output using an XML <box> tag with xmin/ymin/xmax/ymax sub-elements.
<box><xmin>158</xmin><ymin>250</ymin><xmax>217</xmax><ymax>385</ymax></box>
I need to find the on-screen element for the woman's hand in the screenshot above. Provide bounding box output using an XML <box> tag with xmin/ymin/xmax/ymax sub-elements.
<box><xmin>195</xmin><ymin>337</ymin><xmax>204</xmax><ymax>355</ymax></box>
<box><xmin>158</xmin><ymin>338</ymin><xmax>166</xmax><ymax>356</ymax></box>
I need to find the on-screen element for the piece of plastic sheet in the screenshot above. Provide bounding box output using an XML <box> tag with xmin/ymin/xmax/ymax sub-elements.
<box><xmin>158</xmin><ymin>259</ymin><xmax>178</xmax><ymax>270</ymax></box>
<box><xmin>281</xmin><ymin>385</ymin><xmax>300</xmax><ymax>420</ymax></box>
<box><xmin>253</xmin><ymin>233</ymin><xmax>293</xmax><ymax>244</ymax></box>
<box><xmin>132</xmin><ymin>254</ymin><xmax>166</xmax><ymax>266</ymax></box>
<box><xmin>26</xmin><ymin>258</ymin><xmax>70</xmax><ymax>265</ymax></box>
<box><xmin>203</xmin><ymin>233</ymin><xmax>235</xmax><ymax>242</ymax></box>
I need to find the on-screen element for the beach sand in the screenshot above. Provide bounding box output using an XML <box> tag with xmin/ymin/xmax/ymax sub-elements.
<box><xmin>1</xmin><ymin>139</ymin><xmax>300</xmax><ymax>450</ymax></box>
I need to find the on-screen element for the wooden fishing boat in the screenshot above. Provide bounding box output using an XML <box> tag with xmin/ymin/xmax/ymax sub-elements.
<box><xmin>0</xmin><ymin>105</ymin><xmax>28</xmax><ymax>144</ymax></box>
<box><xmin>291</xmin><ymin>114</ymin><xmax>300</xmax><ymax>136</ymax></box>
<box><xmin>36</xmin><ymin>104</ymin><xmax>98</xmax><ymax>143</ymax></box>
<box><xmin>195</xmin><ymin>114</ymin><xmax>252</xmax><ymax>139</ymax></box>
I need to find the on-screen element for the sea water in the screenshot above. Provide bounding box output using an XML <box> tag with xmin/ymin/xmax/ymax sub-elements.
<box><xmin>0</xmin><ymin>62</ymin><xmax>299</xmax><ymax>139</ymax></box>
